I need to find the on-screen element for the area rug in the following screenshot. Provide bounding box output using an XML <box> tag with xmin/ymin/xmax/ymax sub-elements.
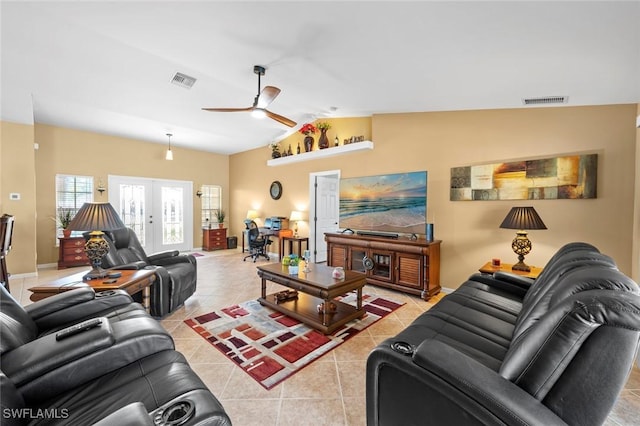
<box><xmin>184</xmin><ymin>293</ymin><xmax>404</xmax><ymax>389</ymax></box>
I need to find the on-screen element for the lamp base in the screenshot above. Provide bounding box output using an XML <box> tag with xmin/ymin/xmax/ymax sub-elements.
<box><xmin>83</xmin><ymin>267</ymin><xmax>109</xmax><ymax>281</ymax></box>
<box><xmin>511</xmin><ymin>261</ymin><xmax>531</xmax><ymax>272</ymax></box>
<box><xmin>81</xmin><ymin>230</ymin><xmax>110</xmax><ymax>281</ymax></box>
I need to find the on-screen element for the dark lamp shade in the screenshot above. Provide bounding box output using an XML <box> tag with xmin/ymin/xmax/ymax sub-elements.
<box><xmin>68</xmin><ymin>202</ymin><xmax>125</xmax><ymax>231</ymax></box>
<box><xmin>499</xmin><ymin>207</ymin><xmax>547</xmax><ymax>230</ymax></box>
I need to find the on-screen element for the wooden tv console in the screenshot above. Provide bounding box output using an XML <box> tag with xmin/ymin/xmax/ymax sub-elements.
<box><xmin>325</xmin><ymin>233</ymin><xmax>441</xmax><ymax>301</ymax></box>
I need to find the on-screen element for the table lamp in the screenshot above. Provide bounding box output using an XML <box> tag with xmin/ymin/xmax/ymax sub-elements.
<box><xmin>499</xmin><ymin>206</ymin><xmax>547</xmax><ymax>272</ymax></box>
<box><xmin>67</xmin><ymin>202</ymin><xmax>125</xmax><ymax>280</ymax></box>
<box><xmin>289</xmin><ymin>211</ymin><xmax>304</xmax><ymax>238</ymax></box>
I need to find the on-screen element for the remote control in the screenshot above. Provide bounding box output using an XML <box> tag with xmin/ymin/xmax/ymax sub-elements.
<box><xmin>55</xmin><ymin>318</ymin><xmax>103</xmax><ymax>341</ymax></box>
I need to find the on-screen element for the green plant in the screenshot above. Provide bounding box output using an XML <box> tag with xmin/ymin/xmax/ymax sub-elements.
<box><xmin>214</xmin><ymin>209</ymin><xmax>226</xmax><ymax>223</ymax></box>
<box><xmin>316</xmin><ymin>121</ymin><xmax>331</xmax><ymax>131</ymax></box>
<box><xmin>55</xmin><ymin>209</ymin><xmax>74</xmax><ymax>229</ymax></box>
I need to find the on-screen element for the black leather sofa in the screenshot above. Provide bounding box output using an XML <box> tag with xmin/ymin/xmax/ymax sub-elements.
<box><xmin>366</xmin><ymin>242</ymin><xmax>640</xmax><ymax>426</ymax></box>
<box><xmin>0</xmin><ymin>285</ymin><xmax>231</xmax><ymax>425</ymax></box>
<box><xmin>101</xmin><ymin>227</ymin><xmax>198</xmax><ymax>317</ymax></box>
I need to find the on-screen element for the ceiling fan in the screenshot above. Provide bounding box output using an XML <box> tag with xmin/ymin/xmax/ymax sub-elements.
<box><xmin>202</xmin><ymin>65</ymin><xmax>297</xmax><ymax>127</ymax></box>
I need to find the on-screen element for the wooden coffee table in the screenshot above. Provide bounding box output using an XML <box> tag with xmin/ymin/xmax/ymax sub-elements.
<box><xmin>256</xmin><ymin>262</ymin><xmax>366</xmax><ymax>334</ymax></box>
<box><xmin>29</xmin><ymin>269</ymin><xmax>156</xmax><ymax>311</ymax></box>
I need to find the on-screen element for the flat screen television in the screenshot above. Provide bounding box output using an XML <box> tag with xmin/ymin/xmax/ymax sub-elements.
<box><xmin>339</xmin><ymin>171</ymin><xmax>428</xmax><ymax>235</ymax></box>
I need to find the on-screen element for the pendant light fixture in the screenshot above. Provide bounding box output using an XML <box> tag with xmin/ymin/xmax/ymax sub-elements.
<box><xmin>165</xmin><ymin>133</ymin><xmax>174</xmax><ymax>160</ymax></box>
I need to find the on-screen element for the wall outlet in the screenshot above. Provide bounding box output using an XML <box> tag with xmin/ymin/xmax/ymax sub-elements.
<box><xmin>9</xmin><ymin>193</ymin><xmax>20</xmax><ymax>200</ymax></box>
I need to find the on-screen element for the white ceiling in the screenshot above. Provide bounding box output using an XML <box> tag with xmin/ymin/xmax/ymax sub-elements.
<box><xmin>2</xmin><ymin>1</ymin><xmax>639</xmax><ymax>155</ymax></box>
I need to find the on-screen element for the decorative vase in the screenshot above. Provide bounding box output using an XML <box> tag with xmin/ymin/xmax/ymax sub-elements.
<box><xmin>271</xmin><ymin>149</ymin><xmax>281</xmax><ymax>159</ymax></box>
<box><xmin>304</xmin><ymin>135</ymin><xmax>314</xmax><ymax>152</ymax></box>
<box><xmin>318</xmin><ymin>129</ymin><xmax>329</xmax><ymax>149</ymax></box>
<box><xmin>63</xmin><ymin>228</ymin><xmax>72</xmax><ymax>238</ymax></box>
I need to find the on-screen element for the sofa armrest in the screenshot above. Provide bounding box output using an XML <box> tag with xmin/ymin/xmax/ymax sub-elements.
<box><xmin>149</xmin><ymin>252</ymin><xmax>195</xmax><ymax>268</ymax></box>
<box><xmin>469</xmin><ymin>272</ymin><xmax>532</xmax><ymax>299</ymax></box>
<box><xmin>25</xmin><ymin>287</ymin><xmax>96</xmax><ymax>319</ymax></box>
<box><xmin>6</xmin><ymin>316</ymin><xmax>174</xmax><ymax>403</ymax></box>
<box><xmin>93</xmin><ymin>402</ymin><xmax>153</xmax><ymax>426</ymax></box>
<box><xmin>493</xmin><ymin>271</ymin><xmax>536</xmax><ymax>287</ymax></box>
<box><xmin>26</xmin><ymin>288</ymin><xmax>134</xmax><ymax>331</ymax></box>
<box><xmin>367</xmin><ymin>338</ymin><xmax>567</xmax><ymax>426</ymax></box>
<box><xmin>111</xmin><ymin>260</ymin><xmax>147</xmax><ymax>270</ymax></box>
<box><xmin>147</xmin><ymin>250</ymin><xmax>179</xmax><ymax>262</ymax></box>
<box><xmin>1</xmin><ymin>318</ymin><xmax>114</xmax><ymax>386</ymax></box>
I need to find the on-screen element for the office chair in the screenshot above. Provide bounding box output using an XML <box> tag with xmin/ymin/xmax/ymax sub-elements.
<box><xmin>243</xmin><ymin>221</ymin><xmax>271</xmax><ymax>262</ymax></box>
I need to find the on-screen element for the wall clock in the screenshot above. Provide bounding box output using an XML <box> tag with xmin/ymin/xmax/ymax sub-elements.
<box><xmin>270</xmin><ymin>181</ymin><xmax>283</xmax><ymax>200</ymax></box>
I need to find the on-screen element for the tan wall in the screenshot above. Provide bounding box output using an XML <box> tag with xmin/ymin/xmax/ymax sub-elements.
<box><xmin>230</xmin><ymin>104</ymin><xmax>637</xmax><ymax>290</ymax></box>
<box><xmin>34</xmin><ymin>124</ymin><xmax>229</xmax><ymax>265</ymax></box>
<box><xmin>0</xmin><ymin>121</ymin><xmax>37</xmax><ymax>274</ymax></box>
<box><xmin>633</xmin><ymin>104</ymin><xmax>640</xmax><ymax>281</ymax></box>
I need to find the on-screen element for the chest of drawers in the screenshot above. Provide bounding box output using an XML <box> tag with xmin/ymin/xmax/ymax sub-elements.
<box><xmin>58</xmin><ymin>237</ymin><xmax>90</xmax><ymax>269</ymax></box>
<box><xmin>203</xmin><ymin>228</ymin><xmax>227</xmax><ymax>251</ymax></box>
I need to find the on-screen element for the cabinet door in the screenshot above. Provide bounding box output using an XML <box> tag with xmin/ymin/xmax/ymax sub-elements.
<box><xmin>395</xmin><ymin>253</ymin><xmax>423</xmax><ymax>289</ymax></box>
<box><xmin>329</xmin><ymin>244</ymin><xmax>348</xmax><ymax>268</ymax></box>
<box><xmin>370</xmin><ymin>250</ymin><xmax>394</xmax><ymax>282</ymax></box>
<box><xmin>349</xmin><ymin>248</ymin><xmax>367</xmax><ymax>273</ymax></box>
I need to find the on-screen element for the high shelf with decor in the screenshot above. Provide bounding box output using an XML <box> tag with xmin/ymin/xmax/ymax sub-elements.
<box><xmin>267</xmin><ymin>141</ymin><xmax>373</xmax><ymax>166</ymax></box>
<box><xmin>203</xmin><ymin>228</ymin><xmax>227</xmax><ymax>251</ymax></box>
<box><xmin>325</xmin><ymin>233</ymin><xmax>441</xmax><ymax>301</ymax></box>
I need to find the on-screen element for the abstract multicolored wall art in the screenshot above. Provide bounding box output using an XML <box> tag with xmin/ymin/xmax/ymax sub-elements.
<box><xmin>450</xmin><ymin>154</ymin><xmax>597</xmax><ymax>201</ymax></box>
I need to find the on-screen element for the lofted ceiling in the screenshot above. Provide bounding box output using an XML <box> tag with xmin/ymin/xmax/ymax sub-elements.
<box><xmin>2</xmin><ymin>1</ymin><xmax>639</xmax><ymax>155</ymax></box>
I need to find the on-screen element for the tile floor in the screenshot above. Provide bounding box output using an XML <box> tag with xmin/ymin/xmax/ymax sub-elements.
<box><xmin>8</xmin><ymin>249</ymin><xmax>640</xmax><ymax>426</ymax></box>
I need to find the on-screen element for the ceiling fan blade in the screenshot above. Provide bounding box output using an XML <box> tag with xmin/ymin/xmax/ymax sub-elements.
<box><xmin>202</xmin><ymin>107</ymin><xmax>253</xmax><ymax>112</ymax></box>
<box><xmin>256</xmin><ymin>86</ymin><xmax>281</xmax><ymax>108</ymax></box>
<box><xmin>265</xmin><ymin>110</ymin><xmax>297</xmax><ymax>127</ymax></box>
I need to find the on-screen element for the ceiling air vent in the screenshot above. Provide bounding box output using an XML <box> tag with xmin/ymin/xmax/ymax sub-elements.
<box><xmin>170</xmin><ymin>72</ymin><xmax>197</xmax><ymax>89</ymax></box>
<box><xmin>522</xmin><ymin>96</ymin><xmax>568</xmax><ymax>105</ymax></box>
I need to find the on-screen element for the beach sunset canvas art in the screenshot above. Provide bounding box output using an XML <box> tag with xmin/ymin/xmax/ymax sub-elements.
<box><xmin>339</xmin><ymin>171</ymin><xmax>428</xmax><ymax>234</ymax></box>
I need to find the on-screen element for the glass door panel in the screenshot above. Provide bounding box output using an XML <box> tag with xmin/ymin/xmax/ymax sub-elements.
<box><xmin>350</xmin><ymin>248</ymin><xmax>366</xmax><ymax>272</ymax></box>
<box><xmin>118</xmin><ymin>183</ymin><xmax>147</xmax><ymax>246</ymax></box>
<box><xmin>161</xmin><ymin>186</ymin><xmax>184</xmax><ymax>246</ymax></box>
<box><xmin>371</xmin><ymin>251</ymin><xmax>393</xmax><ymax>282</ymax></box>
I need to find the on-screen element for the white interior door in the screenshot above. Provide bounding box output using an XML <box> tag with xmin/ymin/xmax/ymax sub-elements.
<box><xmin>109</xmin><ymin>175</ymin><xmax>193</xmax><ymax>253</ymax></box>
<box><xmin>309</xmin><ymin>171</ymin><xmax>340</xmax><ymax>263</ymax></box>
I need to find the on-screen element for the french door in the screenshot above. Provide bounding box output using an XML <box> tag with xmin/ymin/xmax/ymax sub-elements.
<box><xmin>108</xmin><ymin>175</ymin><xmax>193</xmax><ymax>253</ymax></box>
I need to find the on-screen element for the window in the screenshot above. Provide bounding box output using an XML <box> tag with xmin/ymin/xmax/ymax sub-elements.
<box><xmin>200</xmin><ymin>185</ymin><xmax>222</xmax><ymax>227</ymax></box>
<box><xmin>55</xmin><ymin>174</ymin><xmax>93</xmax><ymax>237</ymax></box>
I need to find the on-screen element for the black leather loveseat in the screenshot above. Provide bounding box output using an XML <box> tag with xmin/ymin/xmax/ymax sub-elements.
<box><xmin>366</xmin><ymin>242</ymin><xmax>640</xmax><ymax>426</ymax></box>
<box><xmin>0</xmin><ymin>284</ymin><xmax>230</xmax><ymax>425</ymax></box>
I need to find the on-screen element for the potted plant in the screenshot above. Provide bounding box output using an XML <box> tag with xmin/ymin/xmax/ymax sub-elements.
<box><xmin>214</xmin><ymin>209</ymin><xmax>226</xmax><ymax>228</ymax></box>
<box><xmin>55</xmin><ymin>209</ymin><xmax>74</xmax><ymax>237</ymax></box>
<box><xmin>316</xmin><ymin>122</ymin><xmax>331</xmax><ymax>149</ymax></box>
<box><xmin>288</xmin><ymin>254</ymin><xmax>299</xmax><ymax>275</ymax></box>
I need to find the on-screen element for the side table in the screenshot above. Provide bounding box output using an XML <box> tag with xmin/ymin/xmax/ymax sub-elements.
<box><xmin>281</xmin><ymin>236</ymin><xmax>309</xmax><ymax>259</ymax></box>
<box><xmin>29</xmin><ymin>269</ymin><xmax>156</xmax><ymax>311</ymax></box>
<box><xmin>478</xmin><ymin>261</ymin><xmax>543</xmax><ymax>279</ymax></box>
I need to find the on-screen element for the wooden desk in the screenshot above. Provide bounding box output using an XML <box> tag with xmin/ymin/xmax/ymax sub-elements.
<box><xmin>478</xmin><ymin>262</ymin><xmax>543</xmax><ymax>279</ymax></box>
<box><xmin>29</xmin><ymin>269</ymin><xmax>156</xmax><ymax>311</ymax></box>
<box><xmin>281</xmin><ymin>236</ymin><xmax>309</xmax><ymax>259</ymax></box>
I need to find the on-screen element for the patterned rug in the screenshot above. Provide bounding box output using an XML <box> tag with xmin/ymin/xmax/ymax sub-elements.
<box><xmin>184</xmin><ymin>293</ymin><xmax>404</xmax><ymax>389</ymax></box>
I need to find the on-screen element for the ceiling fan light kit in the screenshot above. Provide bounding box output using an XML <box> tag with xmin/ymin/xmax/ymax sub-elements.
<box><xmin>202</xmin><ymin>65</ymin><xmax>297</xmax><ymax>128</ymax></box>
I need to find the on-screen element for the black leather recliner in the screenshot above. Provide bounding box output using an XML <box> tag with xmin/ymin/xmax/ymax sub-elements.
<box><xmin>0</xmin><ymin>283</ymin><xmax>231</xmax><ymax>425</ymax></box>
<box><xmin>100</xmin><ymin>228</ymin><xmax>197</xmax><ymax>317</ymax></box>
<box><xmin>367</xmin><ymin>243</ymin><xmax>640</xmax><ymax>426</ymax></box>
